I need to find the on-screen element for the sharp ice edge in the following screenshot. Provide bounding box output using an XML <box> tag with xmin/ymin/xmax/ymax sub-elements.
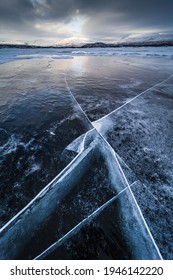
<box><xmin>76</xmin><ymin>130</ymin><xmax>94</xmax><ymax>153</ymax></box>
<box><xmin>92</xmin><ymin>73</ymin><xmax>173</xmax><ymax>128</ymax></box>
<box><xmin>34</xmin><ymin>188</ymin><xmax>128</xmax><ymax>260</ymax></box>
<box><xmin>64</xmin><ymin>128</ymin><xmax>97</xmax><ymax>154</ymax></box>
<box><xmin>76</xmin><ymin>132</ymin><xmax>87</xmax><ymax>153</ymax></box>
<box><xmin>65</xmin><ymin>133</ymin><xmax>86</xmax><ymax>154</ymax></box>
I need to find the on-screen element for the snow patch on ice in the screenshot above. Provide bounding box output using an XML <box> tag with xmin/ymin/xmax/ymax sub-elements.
<box><xmin>1</xmin><ymin>46</ymin><xmax>173</xmax><ymax>64</ymax></box>
<box><xmin>0</xmin><ymin>134</ymin><xmax>33</xmax><ymax>156</ymax></box>
<box><xmin>16</xmin><ymin>54</ymin><xmax>73</xmax><ymax>60</ymax></box>
<box><xmin>25</xmin><ymin>163</ymin><xmax>41</xmax><ymax>176</ymax></box>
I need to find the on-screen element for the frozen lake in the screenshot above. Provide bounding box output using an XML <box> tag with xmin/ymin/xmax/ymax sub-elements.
<box><xmin>0</xmin><ymin>47</ymin><xmax>173</xmax><ymax>259</ymax></box>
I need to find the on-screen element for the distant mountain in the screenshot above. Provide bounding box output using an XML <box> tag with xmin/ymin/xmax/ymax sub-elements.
<box><xmin>81</xmin><ymin>33</ymin><xmax>173</xmax><ymax>48</ymax></box>
<box><xmin>122</xmin><ymin>32</ymin><xmax>173</xmax><ymax>44</ymax></box>
<box><xmin>0</xmin><ymin>33</ymin><xmax>173</xmax><ymax>48</ymax></box>
<box><xmin>81</xmin><ymin>42</ymin><xmax>109</xmax><ymax>48</ymax></box>
<box><xmin>1</xmin><ymin>41</ymin><xmax>173</xmax><ymax>49</ymax></box>
<box><xmin>82</xmin><ymin>42</ymin><xmax>173</xmax><ymax>48</ymax></box>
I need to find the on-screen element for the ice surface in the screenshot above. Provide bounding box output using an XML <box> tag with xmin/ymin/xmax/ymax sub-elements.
<box><xmin>131</xmin><ymin>181</ymin><xmax>173</xmax><ymax>259</ymax></box>
<box><xmin>18</xmin><ymin>151</ymin><xmax>116</xmax><ymax>259</ymax></box>
<box><xmin>16</xmin><ymin>54</ymin><xmax>73</xmax><ymax>60</ymax></box>
<box><xmin>0</xmin><ymin>61</ymin><xmax>93</xmax><ymax>227</ymax></box>
<box><xmin>0</xmin><ymin>135</ymin><xmax>98</xmax><ymax>259</ymax></box>
<box><xmin>63</xmin><ymin>55</ymin><xmax>173</xmax><ymax>122</ymax></box>
<box><xmin>0</xmin><ymin>126</ymin><xmax>162</xmax><ymax>259</ymax></box>
<box><xmin>36</xmin><ymin>188</ymin><xmax>161</xmax><ymax>260</ymax></box>
<box><xmin>1</xmin><ymin>46</ymin><xmax>173</xmax><ymax>64</ymax></box>
<box><xmin>0</xmin><ymin>49</ymin><xmax>172</xmax><ymax>259</ymax></box>
<box><xmin>100</xmin><ymin>76</ymin><xmax>173</xmax><ymax>215</ymax></box>
<box><xmin>93</xmin><ymin>73</ymin><xmax>173</xmax><ymax>130</ymax></box>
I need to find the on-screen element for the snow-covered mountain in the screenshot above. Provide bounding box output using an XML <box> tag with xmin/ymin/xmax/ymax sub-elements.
<box><xmin>0</xmin><ymin>33</ymin><xmax>173</xmax><ymax>48</ymax></box>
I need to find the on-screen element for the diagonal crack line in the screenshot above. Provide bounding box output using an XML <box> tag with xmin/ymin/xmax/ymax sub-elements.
<box><xmin>64</xmin><ymin>74</ymin><xmax>162</xmax><ymax>256</ymax></box>
<box><xmin>93</xmin><ymin>73</ymin><xmax>173</xmax><ymax>124</ymax></box>
<box><xmin>34</xmin><ymin>187</ymin><xmax>128</xmax><ymax>260</ymax></box>
<box><xmin>64</xmin><ymin>74</ymin><xmax>92</xmax><ymax>127</ymax></box>
<box><xmin>64</xmin><ymin>74</ymin><xmax>132</xmax><ymax>189</ymax></box>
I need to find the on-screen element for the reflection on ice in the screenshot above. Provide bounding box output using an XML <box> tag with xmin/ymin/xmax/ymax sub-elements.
<box><xmin>0</xmin><ymin>60</ymin><xmax>93</xmax><ymax>226</ymax></box>
<box><xmin>1</xmin><ymin>46</ymin><xmax>173</xmax><ymax>64</ymax></box>
<box><xmin>16</xmin><ymin>54</ymin><xmax>73</xmax><ymax>60</ymax></box>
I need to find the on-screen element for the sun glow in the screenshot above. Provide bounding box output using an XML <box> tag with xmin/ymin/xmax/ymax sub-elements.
<box><xmin>35</xmin><ymin>14</ymin><xmax>86</xmax><ymax>43</ymax></box>
<box><xmin>67</xmin><ymin>16</ymin><xmax>86</xmax><ymax>34</ymax></box>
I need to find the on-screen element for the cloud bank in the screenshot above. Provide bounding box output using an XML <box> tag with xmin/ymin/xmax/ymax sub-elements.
<box><xmin>0</xmin><ymin>0</ymin><xmax>172</xmax><ymax>44</ymax></box>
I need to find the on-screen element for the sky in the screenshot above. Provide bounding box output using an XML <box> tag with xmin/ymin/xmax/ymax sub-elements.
<box><xmin>0</xmin><ymin>0</ymin><xmax>173</xmax><ymax>45</ymax></box>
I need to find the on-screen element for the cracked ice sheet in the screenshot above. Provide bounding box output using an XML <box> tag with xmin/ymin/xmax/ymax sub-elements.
<box><xmin>37</xmin><ymin>187</ymin><xmax>161</xmax><ymax>260</ymax></box>
<box><xmin>0</xmin><ymin>50</ymin><xmax>172</xmax><ymax>260</ymax></box>
<box><xmin>0</xmin><ymin>128</ymin><xmax>136</xmax><ymax>259</ymax></box>
<box><xmin>0</xmin><ymin>129</ymin><xmax>133</xmax><ymax>259</ymax></box>
<box><xmin>62</xmin><ymin>130</ymin><xmax>173</xmax><ymax>260</ymax></box>
<box><xmin>14</xmin><ymin>149</ymin><xmax>116</xmax><ymax>259</ymax></box>
<box><xmin>0</xmin><ymin>58</ymin><xmax>92</xmax><ymax>227</ymax></box>
<box><xmin>94</xmin><ymin>76</ymin><xmax>173</xmax><ymax>216</ymax></box>
<box><xmin>64</xmin><ymin>56</ymin><xmax>173</xmax><ymax>121</ymax></box>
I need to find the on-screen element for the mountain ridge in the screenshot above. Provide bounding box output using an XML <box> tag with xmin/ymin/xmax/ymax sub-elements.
<box><xmin>1</xmin><ymin>40</ymin><xmax>173</xmax><ymax>48</ymax></box>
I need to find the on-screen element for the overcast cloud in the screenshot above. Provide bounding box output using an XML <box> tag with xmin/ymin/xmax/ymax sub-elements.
<box><xmin>0</xmin><ymin>0</ymin><xmax>172</xmax><ymax>44</ymax></box>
